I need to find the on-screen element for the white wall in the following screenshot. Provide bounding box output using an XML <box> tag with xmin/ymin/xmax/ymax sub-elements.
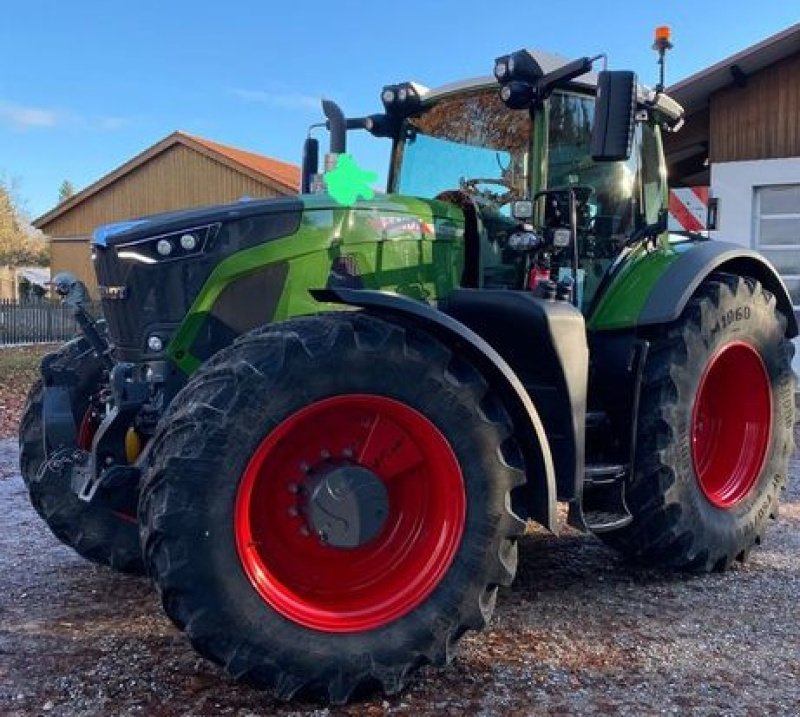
<box><xmin>710</xmin><ymin>157</ymin><xmax>800</xmax><ymax>380</ymax></box>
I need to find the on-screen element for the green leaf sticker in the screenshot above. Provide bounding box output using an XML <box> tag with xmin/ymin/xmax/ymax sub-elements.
<box><xmin>324</xmin><ymin>154</ymin><xmax>378</xmax><ymax>206</ymax></box>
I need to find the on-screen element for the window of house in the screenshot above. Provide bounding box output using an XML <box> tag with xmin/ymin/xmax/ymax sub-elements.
<box><xmin>755</xmin><ymin>185</ymin><xmax>800</xmax><ymax>314</ymax></box>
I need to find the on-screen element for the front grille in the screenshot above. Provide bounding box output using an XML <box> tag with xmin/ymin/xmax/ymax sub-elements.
<box><xmin>94</xmin><ymin>245</ymin><xmax>210</xmax><ymax>361</ymax></box>
<box><xmin>92</xmin><ymin>203</ymin><xmax>302</xmax><ymax>363</ymax></box>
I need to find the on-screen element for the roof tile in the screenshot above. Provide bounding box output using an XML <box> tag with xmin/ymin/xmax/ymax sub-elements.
<box><xmin>183</xmin><ymin>132</ymin><xmax>300</xmax><ymax>190</ymax></box>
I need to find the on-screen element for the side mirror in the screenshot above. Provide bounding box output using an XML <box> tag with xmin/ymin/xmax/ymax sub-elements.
<box><xmin>591</xmin><ymin>70</ymin><xmax>637</xmax><ymax>162</ymax></box>
<box><xmin>301</xmin><ymin>137</ymin><xmax>319</xmax><ymax>194</ymax></box>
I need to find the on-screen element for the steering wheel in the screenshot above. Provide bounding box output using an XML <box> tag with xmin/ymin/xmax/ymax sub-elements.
<box><xmin>459</xmin><ymin>177</ymin><xmax>516</xmax><ymax>207</ymax></box>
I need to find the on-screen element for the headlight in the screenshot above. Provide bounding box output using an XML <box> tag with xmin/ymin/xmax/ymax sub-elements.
<box><xmin>147</xmin><ymin>335</ymin><xmax>164</xmax><ymax>352</ymax></box>
<box><xmin>381</xmin><ymin>82</ymin><xmax>427</xmax><ymax>116</ymax></box>
<box><xmin>499</xmin><ymin>81</ymin><xmax>535</xmax><ymax>110</ymax></box>
<box><xmin>180</xmin><ymin>233</ymin><xmax>198</xmax><ymax>250</ymax></box>
<box><xmin>156</xmin><ymin>239</ymin><xmax>173</xmax><ymax>256</ymax></box>
<box><xmin>115</xmin><ymin>223</ymin><xmax>219</xmax><ymax>264</ymax></box>
<box><xmin>493</xmin><ymin>50</ymin><xmax>544</xmax><ymax>84</ymax></box>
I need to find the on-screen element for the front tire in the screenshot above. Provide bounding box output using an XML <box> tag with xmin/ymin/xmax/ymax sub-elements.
<box><xmin>18</xmin><ymin>339</ymin><xmax>143</xmax><ymax>574</ymax></box>
<box><xmin>599</xmin><ymin>274</ymin><xmax>795</xmax><ymax>571</ymax></box>
<box><xmin>140</xmin><ymin>312</ymin><xmax>525</xmax><ymax>702</ymax></box>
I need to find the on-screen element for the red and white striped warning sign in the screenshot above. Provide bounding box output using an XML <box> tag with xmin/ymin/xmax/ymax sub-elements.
<box><xmin>668</xmin><ymin>187</ymin><xmax>709</xmax><ymax>232</ymax></box>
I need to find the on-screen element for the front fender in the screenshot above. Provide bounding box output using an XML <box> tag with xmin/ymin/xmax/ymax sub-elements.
<box><xmin>311</xmin><ymin>287</ymin><xmax>559</xmax><ymax>532</ymax></box>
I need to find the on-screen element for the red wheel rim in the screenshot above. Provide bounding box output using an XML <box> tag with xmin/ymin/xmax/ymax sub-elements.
<box><xmin>234</xmin><ymin>394</ymin><xmax>466</xmax><ymax>633</ymax></box>
<box><xmin>691</xmin><ymin>341</ymin><xmax>772</xmax><ymax>509</ymax></box>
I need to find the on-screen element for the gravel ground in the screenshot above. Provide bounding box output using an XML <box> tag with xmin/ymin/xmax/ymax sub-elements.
<box><xmin>0</xmin><ymin>432</ymin><xmax>798</xmax><ymax>717</ymax></box>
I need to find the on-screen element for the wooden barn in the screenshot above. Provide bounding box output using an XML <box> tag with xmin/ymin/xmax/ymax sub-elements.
<box><xmin>664</xmin><ymin>23</ymin><xmax>800</xmax><ymax>375</ymax></box>
<box><xmin>33</xmin><ymin>132</ymin><xmax>300</xmax><ymax>293</ymax></box>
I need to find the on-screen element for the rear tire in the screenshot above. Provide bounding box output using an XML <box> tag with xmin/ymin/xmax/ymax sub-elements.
<box><xmin>18</xmin><ymin>339</ymin><xmax>143</xmax><ymax>574</ymax></box>
<box><xmin>598</xmin><ymin>274</ymin><xmax>795</xmax><ymax>571</ymax></box>
<box><xmin>140</xmin><ymin>312</ymin><xmax>525</xmax><ymax>702</ymax></box>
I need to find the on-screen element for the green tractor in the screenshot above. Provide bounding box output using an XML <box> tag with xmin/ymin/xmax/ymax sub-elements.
<box><xmin>20</xmin><ymin>44</ymin><xmax>796</xmax><ymax>703</ymax></box>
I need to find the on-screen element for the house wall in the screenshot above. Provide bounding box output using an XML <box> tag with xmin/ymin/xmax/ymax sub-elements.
<box><xmin>710</xmin><ymin>158</ymin><xmax>799</xmax><ymax>243</ymax></box>
<box><xmin>41</xmin><ymin>145</ymin><xmax>288</xmax><ymax>238</ymax></box>
<box><xmin>710</xmin><ymin>52</ymin><xmax>800</xmax><ymax>163</ymax></box>
<box><xmin>49</xmin><ymin>237</ymin><xmax>96</xmax><ymax>293</ymax></box>
<box><xmin>710</xmin><ymin>157</ymin><xmax>800</xmax><ymax>377</ymax></box>
<box><xmin>42</xmin><ymin>144</ymin><xmax>294</xmax><ymax>294</ymax></box>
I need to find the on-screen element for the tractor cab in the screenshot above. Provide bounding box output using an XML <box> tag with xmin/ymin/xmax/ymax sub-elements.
<box><xmin>304</xmin><ymin>48</ymin><xmax>683</xmax><ymax>314</ymax></box>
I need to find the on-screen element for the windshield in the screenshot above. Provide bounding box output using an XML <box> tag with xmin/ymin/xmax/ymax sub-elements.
<box><xmin>393</xmin><ymin>89</ymin><xmax>531</xmax><ymax>207</ymax></box>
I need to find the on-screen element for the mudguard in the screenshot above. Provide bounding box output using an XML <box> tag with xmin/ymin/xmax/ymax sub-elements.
<box><xmin>640</xmin><ymin>241</ymin><xmax>798</xmax><ymax>336</ymax></box>
<box><xmin>589</xmin><ymin>239</ymin><xmax>798</xmax><ymax>336</ymax></box>
<box><xmin>311</xmin><ymin>287</ymin><xmax>559</xmax><ymax>532</ymax></box>
<box><xmin>42</xmin><ymin>385</ymin><xmax>77</xmax><ymax>453</ymax></box>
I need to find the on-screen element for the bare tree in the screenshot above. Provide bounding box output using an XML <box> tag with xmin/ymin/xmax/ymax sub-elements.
<box><xmin>0</xmin><ymin>178</ymin><xmax>48</xmax><ymax>266</ymax></box>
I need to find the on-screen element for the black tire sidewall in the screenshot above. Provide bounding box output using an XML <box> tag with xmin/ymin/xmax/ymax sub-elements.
<box><xmin>656</xmin><ymin>279</ymin><xmax>793</xmax><ymax>552</ymax></box>
<box><xmin>19</xmin><ymin>339</ymin><xmax>143</xmax><ymax>573</ymax></box>
<box><xmin>143</xmin><ymin>314</ymin><xmax>519</xmax><ymax>683</ymax></box>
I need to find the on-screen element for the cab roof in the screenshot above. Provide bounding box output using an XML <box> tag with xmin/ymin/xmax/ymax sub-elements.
<box><xmin>403</xmin><ymin>49</ymin><xmax>683</xmax><ymax>126</ymax></box>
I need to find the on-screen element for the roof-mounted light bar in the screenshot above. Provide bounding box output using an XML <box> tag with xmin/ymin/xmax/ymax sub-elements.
<box><xmin>494</xmin><ymin>52</ymin><xmax>596</xmax><ymax>110</ymax></box>
<box><xmin>380</xmin><ymin>81</ymin><xmax>429</xmax><ymax>116</ymax></box>
<box><xmin>493</xmin><ymin>50</ymin><xmax>545</xmax><ymax>84</ymax></box>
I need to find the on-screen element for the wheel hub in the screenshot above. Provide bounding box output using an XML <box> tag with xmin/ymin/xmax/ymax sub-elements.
<box><xmin>305</xmin><ymin>464</ymin><xmax>389</xmax><ymax>548</ymax></box>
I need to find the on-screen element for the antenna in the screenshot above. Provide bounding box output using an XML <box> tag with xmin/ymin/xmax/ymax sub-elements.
<box><xmin>652</xmin><ymin>25</ymin><xmax>673</xmax><ymax>94</ymax></box>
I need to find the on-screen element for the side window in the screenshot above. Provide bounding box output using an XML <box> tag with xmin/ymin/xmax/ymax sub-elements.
<box><xmin>547</xmin><ymin>92</ymin><xmax>640</xmax><ymax>240</ymax></box>
<box><xmin>640</xmin><ymin>123</ymin><xmax>666</xmax><ymax>225</ymax></box>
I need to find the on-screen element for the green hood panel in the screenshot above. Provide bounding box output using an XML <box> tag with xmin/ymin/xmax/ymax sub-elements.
<box><xmin>299</xmin><ymin>192</ymin><xmax>465</xmax><ymax>222</ymax></box>
<box><xmin>168</xmin><ymin>194</ymin><xmax>466</xmax><ymax>373</ymax></box>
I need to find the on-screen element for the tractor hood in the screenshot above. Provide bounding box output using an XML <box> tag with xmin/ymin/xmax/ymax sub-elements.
<box><xmin>92</xmin><ymin>194</ymin><xmax>463</xmax><ymax>248</ymax></box>
<box><xmin>92</xmin><ymin>196</ymin><xmax>304</xmax><ymax>247</ymax></box>
<box><xmin>92</xmin><ymin>192</ymin><xmax>466</xmax><ymax>367</ymax></box>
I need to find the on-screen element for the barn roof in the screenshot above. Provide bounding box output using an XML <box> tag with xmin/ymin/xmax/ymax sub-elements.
<box><xmin>33</xmin><ymin>131</ymin><xmax>300</xmax><ymax>230</ymax></box>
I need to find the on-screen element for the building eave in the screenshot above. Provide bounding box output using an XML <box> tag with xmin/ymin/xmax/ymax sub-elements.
<box><xmin>668</xmin><ymin>23</ymin><xmax>800</xmax><ymax>114</ymax></box>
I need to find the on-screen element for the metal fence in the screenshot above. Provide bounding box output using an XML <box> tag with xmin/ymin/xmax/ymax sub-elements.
<box><xmin>0</xmin><ymin>300</ymin><xmax>81</xmax><ymax>346</ymax></box>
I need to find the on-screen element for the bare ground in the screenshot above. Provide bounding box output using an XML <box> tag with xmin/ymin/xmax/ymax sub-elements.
<box><xmin>0</xmin><ymin>431</ymin><xmax>798</xmax><ymax>717</ymax></box>
<box><xmin>0</xmin><ymin>344</ymin><xmax>57</xmax><ymax>440</ymax></box>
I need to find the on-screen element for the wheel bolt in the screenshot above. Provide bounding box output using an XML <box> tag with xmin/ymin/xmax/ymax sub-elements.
<box><xmin>299</xmin><ymin>526</ymin><xmax>310</xmax><ymax>537</ymax></box>
<box><xmin>320</xmin><ymin>449</ymin><xmax>331</xmax><ymax>460</ymax></box>
<box><xmin>288</xmin><ymin>506</ymin><xmax>299</xmax><ymax>517</ymax></box>
<box><xmin>287</xmin><ymin>483</ymin><xmax>299</xmax><ymax>494</ymax></box>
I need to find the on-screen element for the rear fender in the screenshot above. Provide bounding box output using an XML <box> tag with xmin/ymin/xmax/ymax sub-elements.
<box><xmin>639</xmin><ymin>241</ymin><xmax>798</xmax><ymax>336</ymax></box>
<box><xmin>312</xmin><ymin>287</ymin><xmax>559</xmax><ymax>532</ymax></box>
<box><xmin>590</xmin><ymin>239</ymin><xmax>798</xmax><ymax>336</ymax></box>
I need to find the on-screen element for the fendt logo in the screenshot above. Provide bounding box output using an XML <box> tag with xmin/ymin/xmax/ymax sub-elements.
<box><xmin>98</xmin><ymin>285</ymin><xmax>129</xmax><ymax>300</ymax></box>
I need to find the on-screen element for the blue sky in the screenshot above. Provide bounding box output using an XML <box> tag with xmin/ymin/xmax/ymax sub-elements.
<box><xmin>1</xmin><ymin>1</ymin><xmax>797</xmax><ymax>220</ymax></box>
